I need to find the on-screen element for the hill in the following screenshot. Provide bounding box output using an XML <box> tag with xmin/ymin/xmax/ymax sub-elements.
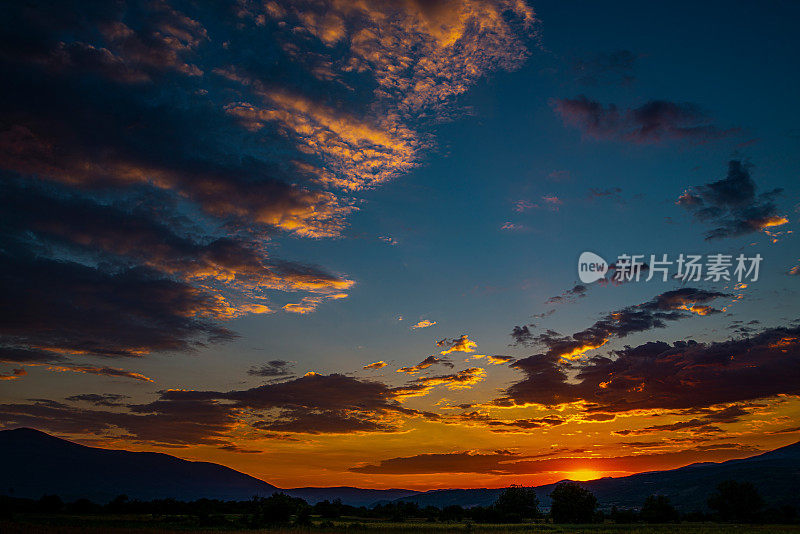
<box><xmin>395</xmin><ymin>441</ymin><xmax>800</xmax><ymax>511</ymax></box>
<box><xmin>3</xmin><ymin>427</ymin><xmax>798</xmax><ymax>511</ymax></box>
<box><xmin>0</xmin><ymin>428</ymin><xmax>279</xmax><ymax>502</ymax></box>
<box><xmin>0</xmin><ymin>428</ymin><xmax>419</xmax><ymax>505</ymax></box>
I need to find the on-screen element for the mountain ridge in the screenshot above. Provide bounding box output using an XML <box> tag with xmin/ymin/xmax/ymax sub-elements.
<box><xmin>2</xmin><ymin>428</ymin><xmax>798</xmax><ymax>509</ymax></box>
<box><xmin>394</xmin><ymin>441</ymin><xmax>800</xmax><ymax>511</ymax></box>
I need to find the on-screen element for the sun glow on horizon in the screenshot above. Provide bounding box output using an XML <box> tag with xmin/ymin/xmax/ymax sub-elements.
<box><xmin>565</xmin><ymin>469</ymin><xmax>602</xmax><ymax>482</ymax></box>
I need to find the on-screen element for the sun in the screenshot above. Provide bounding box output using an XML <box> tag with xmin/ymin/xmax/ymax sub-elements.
<box><xmin>566</xmin><ymin>469</ymin><xmax>601</xmax><ymax>482</ymax></box>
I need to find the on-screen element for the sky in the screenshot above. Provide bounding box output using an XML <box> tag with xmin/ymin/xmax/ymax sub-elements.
<box><xmin>1</xmin><ymin>0</ymin><xmax>800</xmax><ymax>490</ymax></box>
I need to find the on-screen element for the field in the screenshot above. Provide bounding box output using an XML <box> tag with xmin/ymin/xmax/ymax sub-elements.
<box><xmin>4</xmin><ymin>516</ymin><xmax>800</xmax><ymax>534</ymax></box>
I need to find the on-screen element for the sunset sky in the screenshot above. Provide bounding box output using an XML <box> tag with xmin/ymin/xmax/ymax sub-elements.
<box><xmin>1</xmin><ymin>0</ymin><xmax>800</xmax><ymax>491</ymax></box>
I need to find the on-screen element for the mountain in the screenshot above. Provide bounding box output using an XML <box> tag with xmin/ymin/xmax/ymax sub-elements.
<box><xmin>0</xmin><ymin>428</ymin><xmax>279</xmax><ymax>502</ymax></box>
<box><xmin>3</xmin><ymin>428</ymin><xmax>798</xmax><ymax>511</ymax></box>
<box><xmin>0</xmin><ymin>428</ymin><xmax>419</xmax><ymax>505</ymax></box>
<box><xmin>396</xmin><ymin>441</ymin><xmax>800</xmax><ymax>511</ymax></box>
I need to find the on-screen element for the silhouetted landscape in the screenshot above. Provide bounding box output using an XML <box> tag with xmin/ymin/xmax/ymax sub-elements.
<box><xmin>3</xmin><ymin>1</ymin><xmax>800</xmax><ymax>532</ymax></box>
<box><xmin>3</xmin><ymin>428</ymin><xmax>799</xmax><ymax>532</ymax></box>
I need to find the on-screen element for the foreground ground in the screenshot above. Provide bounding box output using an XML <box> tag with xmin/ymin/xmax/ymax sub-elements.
<box><xmin>3</xmin><ymin>516</ymin><xmax>800</xmax><ymax>534</ymax></box>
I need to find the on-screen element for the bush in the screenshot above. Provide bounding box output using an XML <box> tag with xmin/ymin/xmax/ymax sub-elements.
<box><xmin>707</xmin><ymin>480</ymin><xmax>763</xmax><ymax>523</ymax></box>
<box><xmin>495</xmin><ymin>484</ymin><xmax>539</xmax><ymax>520</ymax></box>
<box><xmin>610</xmin><ymin>505</ymin><xmax>638</xmax><ymax>524</ymax></box>
<box><xmin>640</xmin><ymin>495</ymin><xmax>679</xmax><ymax>523</ymax></box>
<box><xmin>549</xmin><ymin>482</ymin><xmax>597</xmax><ymax>523</ymax></box>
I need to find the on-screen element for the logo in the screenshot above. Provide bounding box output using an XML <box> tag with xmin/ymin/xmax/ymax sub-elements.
<box><xmin>578</xmin><ymin>251</ymin><xmax>608</xmax><ymax>284</ymax></box>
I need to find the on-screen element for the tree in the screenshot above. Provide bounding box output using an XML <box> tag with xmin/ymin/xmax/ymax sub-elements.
<box><xmin>707</xmin><ymin>480</ymin><xmax>763</xmax><ymax>523</ymax></box>
<box><xmin>495</xmin><ymin>484</ymin><xmax>539</xmax><ymax>521</ymax></box>
<box><xmin>314</xmin><ymin>498</ymin><xmax>343</xmax><ymax>518</ymax></box>
<box><xmin>549</xmin><ymin>482</ymin><xmax>597</xmax><ymax>524</ymax></box>
<box><xmin>37</xmin><ymin>494</ymin><xmax>63</xmax><ymax>513</ymax></box>
<box><xmin>252</xmin><ymin>493</ymin><xmax>307</xmax><ymax>526</ymax></box>
<box><xmin>440</xmin><ymin>504</ymin><xmax>465</xmax><ymax>521</ymax></box>
<box><xmin>609</xmin><ymin>505</ymin><xmax>638</xmax><ymax>524</ymax></box>
<box><xmin>294</xmin><ymin>505</ymin><xmax>312</xmax><ymax>527</ymax></box>
<box><xmin>106</xmin><ymin>494</ymin><xmax>129</xmax><ymax>513</ymax></box>
<box><xmin>640</xmin><ymin>495</ymin><xmax>678</xmax><ymax>523</ymax></box>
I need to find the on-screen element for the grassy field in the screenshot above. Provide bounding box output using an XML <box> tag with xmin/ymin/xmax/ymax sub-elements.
<box><xmin>3</xmin><ymin>516</ymin><xmax>800</xmax><ymax>534</ymax></box>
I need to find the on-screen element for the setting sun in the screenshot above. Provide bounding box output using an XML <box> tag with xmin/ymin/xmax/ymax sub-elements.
<box><xmin>566</xmin><ymin>469</ymin><xmax>602</xmax><ymax>482</ymax></box>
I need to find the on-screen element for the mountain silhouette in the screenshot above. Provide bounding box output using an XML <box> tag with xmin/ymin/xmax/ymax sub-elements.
<box><xmin>395</xmin><ymin>442</ymin><xmax>800</xmax><ymax>511</ymax></box>
<box><xmin>0</xmin><ymin>428</ymin><xmax>418</xmax><ymax>504</ymax></box>
<box><xmin>0</xmin><ymin>428</ymin><xmax>279</xmax><ymax>502</ymax></box>
<box><xmin>3</xmin><ymin>427</ymin><xmax>798</xmax><ymax>510</ymax></box>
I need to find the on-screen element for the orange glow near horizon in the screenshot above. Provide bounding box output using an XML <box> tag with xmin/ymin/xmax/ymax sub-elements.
<box><xmin>565</xmin><ymin>469</ymin><xmax>603</xmax><ymax>482</ymax></box>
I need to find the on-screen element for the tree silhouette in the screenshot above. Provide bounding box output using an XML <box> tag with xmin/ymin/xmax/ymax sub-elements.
<box><xmin>252</xmin><ymin>492</ymin><xmax>306</xmax><ymax>526</ymax></box>
<box><xmin>441</xmin><ymin>504</ymin><xmax>465</xmax><ymax>521</ymax></box>
<box><xmin>37</xmin><ymin>494</ymin><xmax>63</xmax><ymax>513</ymax></box>
<box><xmin>707</xmin><ymin>480</ymin><xmax>763</xmax><ymax>523</ymax></box>
<box><xmin>640</xmin><ymin>495</ymin><xmax>678</xmax><ymax>523</ymax></box>
<box><xmin>495</xmin><ymin>484</ymin><xmax>539</xmax><ymax>521</ymax></box>
<box><xmin>549</xmin><ymin>482</ymin><xmax>597</xmax><ymax>523</ymax></box>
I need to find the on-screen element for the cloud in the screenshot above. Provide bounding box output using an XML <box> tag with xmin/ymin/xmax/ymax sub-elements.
<box><xmin>409</xmin><ymin>367</ymin><xmax>487</xmax><ymax>391</ymax></box>
<box><xmin>226</xmin><ymin>0</ymin><xmax>535</xmax><ymax>190</ymax></box>
<box><xmin>397</xmin><ymin>355</ymin><xmax>454</xmax><ymax>374</ymax></box>
<box><xmin>248</xmin><ymin>360</ymin><xmax>294</xmax><ymax>378</ymax></box>
<box><xmin>0</xmin><ymin>0</ymin><xmax>534</xmax><ymax>366</ymax></box>
<box><xmin>45</xmin><ymin>365</ymin><xmax>154</xmax><ymax>382</ymax></box>
<box><xmin>65</xmin><ymin>394</ymin><xmax>129</xmax><ymax>407</ymax></box>
<box><xmin>511</xmin><ymin>325</ymin><xmax>535</xmax><ymax>346</ymax></box>
<box><xmin>282</xmin><ymin>293</ymin><xmax>348</xmax><ymax>314</ymax></box>
<box><xmin>546</xmin><ymin>284</ymin><xmax>587</xmax><ymax>304</ymax></box>
<box><xmin>159</xmin><ymin>372</ymin><xmax>435</xmax><ymax>435</ymax></box>
<box><xmin>0</xmin><ymin>181</ymin><xmax>347</xmax><ymax>319</ymax></box>
<box><xmin>553</xmin><ymin>96</ymin><xmax>735</xmax><ymax>144</ymax></box>
<box><xmin>350</xmin><ymin>450</ymin><xmax>526</xmax><ymax>474</ymax></box>
<box><xmin>0</xmin><ymin>371</ymin><xmax>440</xmax><ymax>442</ymax></box>
<box><xmin>0</xmin><ymin>368</ymin><xmax>26</xmax><ymax>381</ymax></box>
<box><xmin>500</xmin><ymin>222</ymin><xmax>527</xmax><ymax>231</ymax></box>
<box><xmin>470</xmin><ymin>355</ymin><xmax>516</xmax><ymax>365</ymax></box>
<box><xmin>514</xmin><ymin>195</ymin><xmax>563</xmax><ymax>212</ymax></box>
<box><xmin>411</xmin><ymin>319</ymin><xmax>437</xmax><ymax>329</ymax></box>
<box><xmin>513</xmin><ymin>288</ymin><xmax>728</xmax><ymax>359</ymax></box>
<box><xmin>349</xmin><ymin>446</ymin><xmax>752</xmax><ymax>475</ymax></box>
<box><xmin>0</xmin><ymin>246</ymin><xmax>235</xmax><ymax>359</ymax></box>
<box><xmin>363</xmin><ymin>361</ymin><xmax>388</xmax><ymax>370</ymax></box>
<box><xmin>437</xmin><ymin>334</ymin><xmax>478</xmax><ymax>355</ymax></box>
<box><xmin>678</xmin><ymin>160</ymin><xmax>787</xmax><ymax>240</ymax></box>
<box><xmin>615</xmin><ymin>405</ymin><xmax>752</xmax><ymax>436</ymax></box>
<box><xmin>455</xmin><ymin>411</ymin><xmax>565</xmax><ymax>433</ymax></box>
<box><xmin>0</xmin><ymin>398</ymin><xmax>238</xmax><ymax>447</ymax></box>
<box><xmin>218</xmin><ymin>443</ymin><xmax>263</xmax><ymax>454</ymax></box>
<box><xmin>502</xmin><ymin>323</ymin><xmax>800</xmax><ymax>413</ymax></box>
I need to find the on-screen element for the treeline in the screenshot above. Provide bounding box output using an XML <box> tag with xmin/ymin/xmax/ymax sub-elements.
<box><xmin>1</xmin><ymin>480</ymin><xmax>797</xmax><ymax>526</ymax></box>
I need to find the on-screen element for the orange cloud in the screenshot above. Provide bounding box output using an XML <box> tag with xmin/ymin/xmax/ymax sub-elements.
<box><xmin>471</xmin><ymin>354</ymin><xmax>516</xmax><ymax>365</ymax></box>
<box><xmin>397</xmin><ymin>355</ymin><xmax>453</xmax><ymax>374</ymax></box>
<box><xmin>558</xmin><ymin>338</ymin><xmax>609</xmax><ymax>361</ymax></box>
<box><xmin>223</xmin><ymin>88</ymin><xmax>418</xmax><ymax>191</ymax></box>
<box><xmin>413</xmin><ymin>367</ymin><xmax>487</xmax><ymax>390</ymax></box>
<box><xmin>438</xmin><ymin>334</ymin><xmax>478</xmax><ymax>355</ymax></box>
<box><xmin>282</xmin><ymin>293</ymin><xmax>348</xmax><ymax>314</ymax></box>
<box><xmin>45</xmin><ymin>365</ymin><xmax>154</xmax><ymax>382</ymax></box>
<box><xmin>411</xmin><ymin>319</ymin><xmax>437</xmax><ymax>329</ymax></box>
<box><xmin>363</xmin><ymin>361</ymin><xmax>388</xmax><ymax>370</ymax></box>
<box><xmin>0</xmin><ymin>368</ymin><xmax>27</xmax><ymax>381</ymax></box>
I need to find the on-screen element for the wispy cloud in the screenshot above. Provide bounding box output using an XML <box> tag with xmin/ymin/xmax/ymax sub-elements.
<box><xmin>678</xmin><ymin>160</ymin><xmax>787</xmax><ymax>240</ymax></box>
<box><xmin>553</xmin><ymin>96</ymin><xmax>736</xmax><ymax>143</ymax></box>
